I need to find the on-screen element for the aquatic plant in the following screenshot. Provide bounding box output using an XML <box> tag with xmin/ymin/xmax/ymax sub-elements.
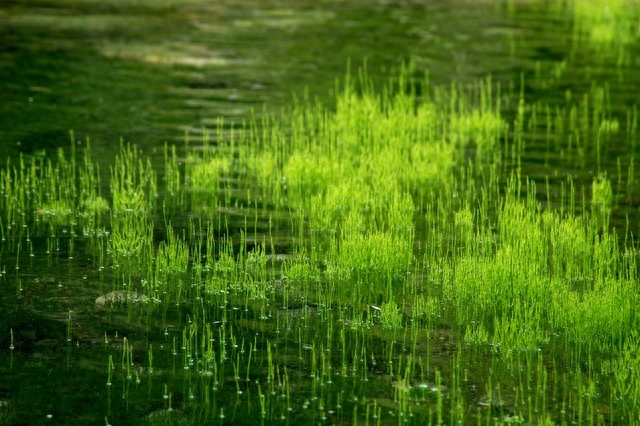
<box><xmin>2</xmin><ymin>53</ymin><xmax>640</xmax><ymax>425</ymax></box>
<box><xmin>591</xmin><ymin>173</ymin><xmax>613</xmax><ymax>229</ymax></box>
<box><xmin>379</xmin><ymin>300</ymin><xmax>403</xmax><ymax>330</ymax></box>
<box><xmin>570</xmin><ymin>0</ymin><xmax>639</xmax><ymax>64</ymax></box>
<box><xmin>152</xmin><ymin>223</ymin><xmax>190</xmax><ymax>303</ymax></box>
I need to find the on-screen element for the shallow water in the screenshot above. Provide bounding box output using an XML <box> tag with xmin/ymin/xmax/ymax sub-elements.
<box><xmin>1</xmin><ymin>0</ymin><xmax>639</xmax><ymax>424</ymax></box>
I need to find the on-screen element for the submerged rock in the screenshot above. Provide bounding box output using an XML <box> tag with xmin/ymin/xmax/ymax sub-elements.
<box><xmin>147</xmin><ymin>408</ymin><xmax>189</xmax><ymax>425</ymax></box>
<box><xmin>477</xmin><ymin>394</ymin><xmax>506</xmax><ymax>408</ymax></box>
<box><xmin>95</xmin><ymin>290</ymin><xmax>150</xmax><ymax>307</ymax></box>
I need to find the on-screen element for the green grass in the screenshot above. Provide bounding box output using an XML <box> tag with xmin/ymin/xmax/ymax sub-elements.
<box><xmin>1</xmin><ymin>60</ymin><xmax>639</xmax><ymax>424</ymax></box>
<box><xmin>570</xmin><ymin>0</ymin><xmax>640</xmax><ymax>64</ymax></box>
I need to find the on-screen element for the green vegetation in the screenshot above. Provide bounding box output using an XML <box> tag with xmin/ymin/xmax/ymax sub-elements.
<box><xmin>2</xmin><ymin>62</ymin><xmax>639</xmax><ymax>424</ymax></box>
<box><xmin>570</xmin><ymin>0</ymin><xmax>640</xmax><ymax>64</ymax></box>
<box><xmin>1</xmin><ymin>3</ymin><xmax>639</xmax><ymax>422</ymax></box>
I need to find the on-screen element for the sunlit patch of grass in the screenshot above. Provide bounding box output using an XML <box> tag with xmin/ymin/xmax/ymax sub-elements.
<box><xmin>282</xmin><ymin>151</ymin><xmax>341</xmax><ymax>208</ymax></box>
<box><xmin>153</xmin><ymin>223</ymin><xmax>190</xmax><ymax>303</ymax></box>
<box><xmin>326</xmin><ymin>228</ymin><xmax>413</xmax><ymax>304</ymax></box>
<box><xmin>464</xmin><ymin>323</ymin><xmax>490</xmax><ymax>345</ymax></box>
<box><xmin>108</xmin><ymin>142</ymin><xmax>156</xmax><ymax>275</ymax></box>
<box><xmin>238</xmin><ymin>64</ymin><xmax>510</xmax><ymax>310</ymax></box>
<box><xmin>379</xmin><ymin>300</ymin><xmax>403</xmax><ymax>330</ymax></box>
<box><xmin>107</xmin><ymin>215</ymin><xmax>153</xmax><ymax>274</ymax></box>
<box><xmin>186</xmin><ymin>156</ymin><xmax>232</xmax><ymax>215</ymax></box>
<box><xmin>206</xmin><ymin>251</ymin><xmax>236</xmax><ymax>294</ymax></box>
<box><xmin>36</xmin><ymin>200</ymin><xmax>74</xmax><ymax>226</ymax></box>
<box><xmin>411</xmin><ymin>294</ymin><xmax>440</xmax><ymax>323</ymax></box>
<box><xmin>0</xmin><ymin>137</ymin><xmax>110</xmax><ymax>247</ymax></box>
<box><xmin>80</xmin><ymin>196</ymin><xmax>109</xmax><ymax>218</ymax></box>
<box><xmin>309</xmin><ymin>178</ymin><xmax>414</xmax><ymax>237</ymax></box>
<box><xmin>570</xmin><ymin>0</ymin><xmax>639</xmax><ymax>64</ymax></box>
<box><xmin>445</xmin><ymin>175</ymin><xmax>638</xmax><ymax>356</ymax></box>
<box><xmin>550</xmin><ymin>279</ymin><xmax>637</xmax><ymax>351</ymax></box>
<box><xmin>280</xmin><ymin>255</ymin><xmax>320</xmax><ymax>302</ymax></box>
<box><xmin>110</xmin><ymin>142</ymin><xmax>157</xmax><ymax>217</ymax></box>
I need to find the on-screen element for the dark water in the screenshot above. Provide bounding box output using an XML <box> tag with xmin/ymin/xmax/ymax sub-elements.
<box><xmin>1</xmin><ymin>0</ymin><xmax>639</xmax><ymax>424</ymax></box>
<box><xmin>0</xmin><ymin>2</ymin><xmax>617</xmax><ymax>150</ymax></box>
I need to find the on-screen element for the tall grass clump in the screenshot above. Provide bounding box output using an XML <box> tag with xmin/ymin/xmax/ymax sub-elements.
<box><xmin>184</xmin><ymin>136</ymin><xmax>234</xmax><ymax>216</ymax></box>
<box><xmin>236</xmin><ymin>63</ymin><xmax>507</xmax><ymax>308</ymax></box>
<box><xmin>108</xmin><ymin>142</ymin><xmax>156</xmax><ymax>276</ymax></box>
<box><xmin>0</xmin><ymin>137</ymin><xmax>110</xmax><ymax>254</ymax></box>
<box><xmin>0</xmin><ymin>146</ymin><xmax>77</xmax><ymax>234</ymax></box>
<box><xmin>609</xmin><ymin>330</ymin><xmax>640</xmax><ymax>423</ymax></box>
<box><xmin>152</xmin><ymin>223</ymin><xmax>190</xmax><ymax>304</ymax></box>
<box><xmin>445</xmin><ymin>175</ymin><xmax>638</xmax><ymax>355</ymax></box>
